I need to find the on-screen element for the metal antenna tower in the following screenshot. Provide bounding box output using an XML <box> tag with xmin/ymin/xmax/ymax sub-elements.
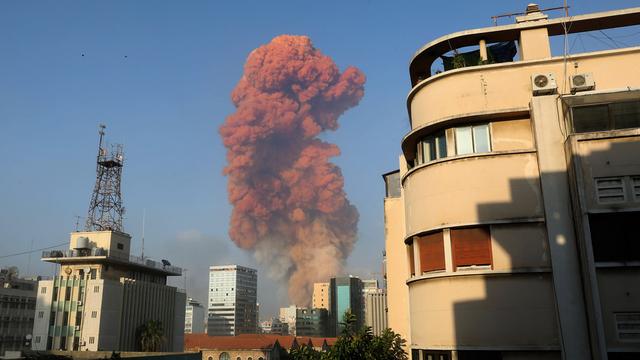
<box><xmin>85</xmin><ymin>124</ymin><xmax>125</xmax><ymax>232</ymax></box>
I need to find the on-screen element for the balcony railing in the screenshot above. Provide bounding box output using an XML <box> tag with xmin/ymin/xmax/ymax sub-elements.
<box><xmin>42</xmin><ymin>249</ymin><xmax>182</xmax><ymax>275</ymax></box>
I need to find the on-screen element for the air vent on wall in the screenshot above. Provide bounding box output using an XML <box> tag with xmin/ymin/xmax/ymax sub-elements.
<box><xmin>570</xmin><ymin>73</ymin><xmax>595</xmax><ymax>92</ymax></box>
<box><xmin>595</xmin><ymin>177</ymin><xmax>626</xmax><ymax>204</ymax></box>
<box><xmin>531</xmin><ymin>73</ymin><xmax>557</xmax><ymax>95</ymax></box>
<box><xmin>616</xmin><ymin>313</ymin><xmax>640</xmax><ymax>342</ymax></box>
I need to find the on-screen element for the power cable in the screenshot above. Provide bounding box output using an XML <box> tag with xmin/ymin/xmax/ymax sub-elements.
<box><xmin>0</xmin><ymin>242</ymin><xmax>68</xmax><ymax>260</ymax></box>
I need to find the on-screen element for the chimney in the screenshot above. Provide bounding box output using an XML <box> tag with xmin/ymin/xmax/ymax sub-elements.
<box><xmin>516</xmin><ymin>3</ymin><xmax>549</xmax><ymax>23</ymax></box>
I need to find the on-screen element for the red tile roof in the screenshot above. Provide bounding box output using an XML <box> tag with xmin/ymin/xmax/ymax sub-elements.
<box><xmin>184</xmin><ymin>334</ymin><xmax>338</xmax><ymax>351</ymax></box>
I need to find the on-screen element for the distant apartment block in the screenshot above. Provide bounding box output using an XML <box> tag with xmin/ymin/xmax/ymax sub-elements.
<box><xmin>259</xmin><ymin>317</ymin><xmax>288</xmax><ymax>335</ymax></box>
<box><xmin>329</xmin><ymin>276</ymin><xmax>363</xmax><ymax>336</ymax></box>
<box><xmin>279</xmin><ymin>305</ymin><xmax>297</xmax><ymax>336</ymax></box>
<box><xmin>32</xmin><ymin>231</ymin><xmax>185</xmax><ymax>351</ymax></box>
<box><xmin>185</xmin><ymin>297</ymin><xmax>205</xmax><ymax>334</ymax></box>
<box><xmin>208</xmin><ymin>265</ymin><xmax>257</xmax><ymax>336</ymax></box>
<box><xmin>385</xmin><ymin>5</ymin><xmax>640</xmax><ymax>359</ymax></box>
<box><xmin>0</xmin><ymin>268</ymin><xmax>37</xmax><ymax>356</ymax></box>
<box><xmin>363</xmin><ymin>288</ymin><xmax>387</xmax><ymax>336</ymax></box>
<box><xmin>312</xmin><ymin>282</ymin><xmax>330</xmax><ymax>310</ymax></box>
<box><xmin>295</xmin><ymin>308</ymin><xmax>328</xmax><ymax>338</ymax></box>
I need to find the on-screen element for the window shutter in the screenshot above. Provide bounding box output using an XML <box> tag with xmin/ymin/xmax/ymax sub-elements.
<box><xmin>418</xmin><ymin>232</ymin><xmax>445</xmax><ymax>273</ymax></box>
<box><xmin>632</xmin><ymin>176</ymin><xmax>640</xmax><ymax>201</ymax></box>
<box><xmin>595</xmin><ymin>177</ymin><xmax>625</xmax><ymax>204</ymax></box>
<box><xmin>615</xmin><ymin>313</ymin><xmax>640</xmax><ymax>342</ymax></box>
<box><xmin>451</xmin><ymin>227</ymin><xmax>492</xmax><ymax>269</ymax></box>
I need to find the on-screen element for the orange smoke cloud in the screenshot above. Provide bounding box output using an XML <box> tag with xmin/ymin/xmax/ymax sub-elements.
<box><xmin>220</xmin><ymin>35</ymin><xmax>365</xmax><ymax>305</ymax></box>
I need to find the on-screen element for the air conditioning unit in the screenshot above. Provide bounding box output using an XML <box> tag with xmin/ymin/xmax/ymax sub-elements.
<box><xmin>75</xmin><ymin>325</ymin><xmax>80</xmax><ymax>330</ymax></box>
<box><xmin>531</xmin><ymin>73</ymin><xmax>557</xmax><ymax>95</ymax></box>
<box><xmin>77</xmin><ymin>301</ymin><xmax>82</xmax><ymax>306</ymax></box>
<box><xmin>570</xmin><ymin>73</ymin><xmax>595</xmax><ymax>92</ymax></box>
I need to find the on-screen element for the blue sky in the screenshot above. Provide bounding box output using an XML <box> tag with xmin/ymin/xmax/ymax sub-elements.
<box><xmin>1</xmin><ymin>0</ymin><xmax>638</xmax><ymax>318</ymax></box>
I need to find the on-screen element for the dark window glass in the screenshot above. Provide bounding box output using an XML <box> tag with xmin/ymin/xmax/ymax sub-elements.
<box><xmin>589</xmin><ymin>211</ymin><xmax>640</xmax><ymax>262</ymax></box>
<box><xmin>417</xmin><ymin>131</ymin><xmax>447</xmax><ymax>165</ymax></box>
<box><xmin>62</xmin><ymin>311</ymin><xmax>69</xmax><ymax>326</ymax></box>
<box><xmin>52</xmin><ymin>287</ymin><xmax>58</xmax><ymax>301</ymax></box>
<box><xmin>60</xmin><ymin>336</ymin><xmax>66</xmax><ymax>350</ymax></box>
<box><xmin>573</xmin><ymin>101</ymin><xmax>640</xmax><ymax>133</ymax></box>
<box><xmin>573</xmin><ymin>105</ymin><xmax>609</xmax><ymax>132</ymax></box>
<box><xmin>65</xmin><ymin>287</ymin><xmax>71</xmax><ymax>301</ymax></box>
<box><xmin>611</xmin><ymin>101</ymin><xmax>640</xmax><ymax>130</ymax></box>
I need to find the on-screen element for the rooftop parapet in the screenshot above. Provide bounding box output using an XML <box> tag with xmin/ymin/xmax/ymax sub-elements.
<box><xmin>409</xmin><ymin>6</ymin><xmax>640</xmax><ymax>86</ymax></box>
<box><xmin>42</xmin><ymin>248</ymin><xmax>182</xmax><ymax>276</ymax></box>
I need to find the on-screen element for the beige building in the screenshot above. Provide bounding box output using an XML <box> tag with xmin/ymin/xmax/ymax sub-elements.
<box><xmin>363</xmin><ymin>288</ymin><xmax>387</xmax><ymax>336</ymax></box>
<box><xmin>384</xmin><ymin>5</ymin><xmax>640</xmax><ymax>360</ymax></box>
<box><xmin>312</xmin><ymin>282</ymin><xmax>329</xmax><ymax>311</ymax></box>
<box><xmin>31</xmin><ymin>230</ymin><xmax>185</xmax><ymax>352</ymax></box>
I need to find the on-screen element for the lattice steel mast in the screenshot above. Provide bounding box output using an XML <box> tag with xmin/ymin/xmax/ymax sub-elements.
<box><xmin>85</xmin><ymin>124</ymin><xmax>125</xmax><ymax>232</ymax></box>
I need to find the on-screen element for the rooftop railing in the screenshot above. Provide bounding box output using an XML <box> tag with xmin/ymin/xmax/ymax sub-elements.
<box><xmin>42</xmin><ymin>248</ymin><xmax>182</xmax><ymax>275</ymax></box>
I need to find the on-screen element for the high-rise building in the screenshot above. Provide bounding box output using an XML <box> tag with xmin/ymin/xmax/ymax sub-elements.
<box><xmin>385</xmin><ymin>5</ymin><xmax>640</xmax><ymax>359</ymax></box>
<box><xmin>329</xmin><ymin>276</ymin><xmax>363</xmax><ymax>336</ymax></box>
<box><xmin>312</xmin><ymin>282</ymin><xmax>330</xmax><ymax>311</ymax></box>
<box><xmin>185</xmin><ymin>297</ymin><xmax>205</xmax><ymax>334</ymax></box>
<box><xmin>0</xmin><ymin>268</ymin><xmax>38</xmax><ymax>355</ymax></box>
<box><xmin>31</xmin><ymin>127</ymin><xmax>185</xmax><ymax>352</ymax></box>
<box><xmin>207</xmin><ymin>265</ymin><xmax>257</xmax><ymax>336</ymax></box>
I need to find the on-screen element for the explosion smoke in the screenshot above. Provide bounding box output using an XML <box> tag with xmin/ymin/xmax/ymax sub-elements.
<box><xmin>220</xmin><ymin>35</ymin><xmax>365</xmax><ymax>305</ymax></box>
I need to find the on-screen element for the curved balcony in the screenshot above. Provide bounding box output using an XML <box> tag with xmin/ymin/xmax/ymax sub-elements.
<box><xmin>407</xmin><ymin>46</ymin><xmax>640</xmax><ymax>131</ymax></box>
<box><xmin>402</xmin><ymin>151</ymin><xmax>543</xmax><ymax>239</ymax></box>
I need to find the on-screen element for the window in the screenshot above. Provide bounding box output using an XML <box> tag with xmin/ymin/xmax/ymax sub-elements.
<box><xmin>451</xmin><ymin>226</ymin><xmax>492</xmax><ymax>270</ymax></box>
<box><xmin>455</xmin><ymin>124</ymin><xmax>490</xmax><ymax>155</ymax></box>
<box><xmin>49</xmin><ymin>311</ymin><xmax>56</xmax><ymax>326</ymax></box>
<box><xmin>421</xmin><ymin>350</ymin><xmax>452</xmax><ymax>360</ymax></box>
<box><xmin>52</xmin><ymin>287</ymin><xmax>58</xmax><ymax>301</ymax></box>
<box><xmin>90</xmin><ymin>269</ymin><xmax>97</xmax><ymax>280</ymax></box>
<box><xmin>60</xmin><ymin>336</ymin><xmax>67</xmax><ymax>350</ymax></box>
<box><xmin>117</xmin><ymin>243</ymin><xmax>124</xmax><ymax>250</ymax></box>
<box><xmin>38</xmin><ymin>311</ymin><xmax>44</xmax><ymax>319</ymax></box>
<box><xmin>62</xmin><ymin>311</ymin><xmax>69</xmax><ymax>326</ymax></box>
<box><xmin>417</xmin><ymin>131</ymin><xmax>447</xmax><ymax>165</ymax></box>
<box><xmin>407</xmin><ymin>243</ymin><xmax>415</xmax><ymax>277</ymax></box>
<box><xmin>91</xmin><ymin>311</ymin><xmax>97</xmax><ymax>318</ymax></box>
<box><xmin>417</xmin><ymin>232</ymin><xmax>445</xmax><ymax>273</ymax></box>
<box><xmin>35</xmin><ymin>336</ymin><xmax>41</xmax><ymax>343</ymax></box>
<box><xmin>572</xmin><ymin>100</ymin><xmax>640</xmax><ymax>133</ymax></box>
<box><xmin>589</xmin><ymin>211</ymin><xmax>640</xmax><ymax>263</ymax></box>
<box><xmin>615</xmin><ymin>313</ymin><xmax>640</xmax><ymax>342</ymax></box>
<box><xmin>219</xmin><ymin>353</ymin><xmax>230</xmax><ymax>360</ymax></box>
<box><xmin>93</xmin><ymin>286</ymin><xmax>100</xmax><ymax>293</ymax></box>
<box><xmin>41</xmin><ymin>287</ymin><xmax>47</xmax><ymax>294</ymax></box>
<box><xmin>89</xmin><ymin>336</ymin><xmax>95</xmax><ymax>344</ymax></box>
<box><xmin>65</xmin><ymin>287</ymin><xmax>72</xmax><ymax>301</ymax></box>
<box><xmin>595</xmin><ymin>177</ymin><xmax>626</xmax><ymax>204</ymax></box>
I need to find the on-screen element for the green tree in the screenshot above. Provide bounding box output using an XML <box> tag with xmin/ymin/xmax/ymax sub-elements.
<box><xmin>137</xmin><ymin>320</ymin><xmax>166</xmax><ymax>352</ymax></box>
<box><xmin>288</xmin><ymin>310</ymin><xmax>408</xmax><ymax>360</ymax></box>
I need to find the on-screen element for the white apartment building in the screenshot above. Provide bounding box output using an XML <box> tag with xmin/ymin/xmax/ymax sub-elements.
<box><xmin>185</xmin><ymin>297</ymin><xmax>205</xmax><ymax>334</ymax></box>
<box><xmin>207</xmin><ymin>265</ymin><xmax>257</xmax><ymax>336</ymax></box>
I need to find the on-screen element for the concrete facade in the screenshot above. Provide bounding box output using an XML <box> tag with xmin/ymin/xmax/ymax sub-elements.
<box><xmin>311</xmin><ymin>283</ymin><xmax>329</xmax><ymax>311</ymax></box>
<box><xmin>363</xmin><ymin>289</ymin><xmax>387</xmax><ymax>336</ymax></box>
<box><xmin>207</xmin><ymin>265</ymin><xmax>257</xmax><ymax>336</ymax></box>
<box><xmin>185</xmin><ymin>298</ymin><xmax>205</xmax><ymax>334</ymax></box>
<box><xmin>31</xmin><ymin>231</ymin><xmax>185</xmax><ymax>352</ymax></box>
<box><xmin>385</xmin><ymin>5</ymin><xmax>640</xmax><ymax>360</ymax></box>
<box><xmin>0</xmin><ymin>269</ymin><xmax>37</xmax><ymax>355</ymax></box>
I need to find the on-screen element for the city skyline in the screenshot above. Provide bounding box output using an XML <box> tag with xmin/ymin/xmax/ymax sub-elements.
<box><xmin>1</xmin><ymin>0</ymin><xmax>638</xmax><ymax>320</ymax></box>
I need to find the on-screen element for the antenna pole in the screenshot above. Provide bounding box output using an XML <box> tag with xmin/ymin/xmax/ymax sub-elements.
<box><xmin>141</xmin><ymin>208</ymin><xmax>146</xmax><ymax>259</ymax></box>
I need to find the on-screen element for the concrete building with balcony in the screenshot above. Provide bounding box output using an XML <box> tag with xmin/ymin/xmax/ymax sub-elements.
<box><xmin>384</xmin><ymin>5</ymin><xmax>640</xmax><ymax>360</ymax></box>
<box><xmin>31</xmin><ymin>231</ymin><xmax>185</xmax><ymax>352</ymax></box>
<box><xmin>207</xmin><ymin>265</ymin><xmax>257</xmax><ymax>336</ymax></box>
<box><xmin>185</xmin><ymin>297</ymin><xmax>205</xmax><ymax>334</ymax></box>
<box><xmin>0</xmin><ymin>268</ymin><xmax>38</xmax><ymax>356</ymax></box>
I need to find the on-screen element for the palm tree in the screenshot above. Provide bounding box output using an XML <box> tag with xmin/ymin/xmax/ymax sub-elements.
<box><xmin>137</xmin><ymin>320</ymin><xmax>166</xmax><ymax>352</ymax></box>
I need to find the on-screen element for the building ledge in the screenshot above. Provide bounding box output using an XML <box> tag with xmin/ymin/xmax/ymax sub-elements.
<box><xmin>406</xmin><ymin>267</ymin><xmax>552</xmax><ymax>284</ymax></box>
<box><xmin>402</xmin><ymin>149</ymin><xmax>537</xmax><ymax>186</ymax></box>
